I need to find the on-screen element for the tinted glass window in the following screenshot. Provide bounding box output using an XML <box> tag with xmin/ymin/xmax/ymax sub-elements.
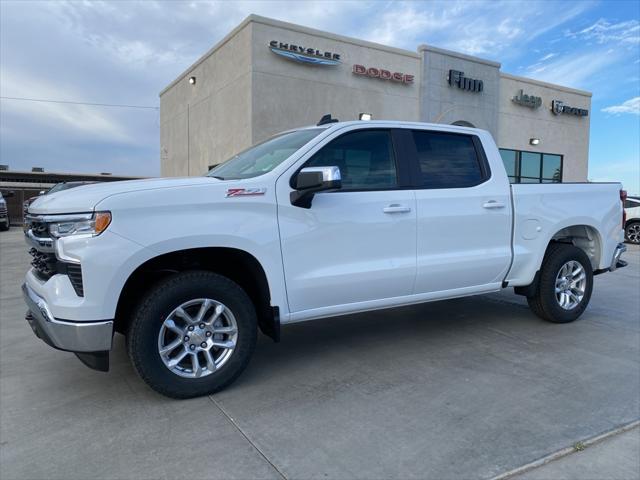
<box><xmin>520</xmin><ymin>152</ymin><xmax>541</xmax><ymax>182</ymax></box>
<box><xmin>305</xmin><ymin>130</ymin><xmax>397</xmax><ymax>190</ymax></box>
<box><xmin>500</xmin><ymin>149</ymin><xmax>563</xmax><ymax>183</ymax></box>
<box><xmin>542</xmin><ymin>154</ymin><xmax>562</xmax><ymax>182</ymax></box>
<box><xmin>413</xmin><ymin>131</ymin><xmax>483</xmax><ymax>188</ymax></box>
<box><xmin>500</xmin><ymin>149</ymin><xmax>517</xmax><ymax>183</ymax></box>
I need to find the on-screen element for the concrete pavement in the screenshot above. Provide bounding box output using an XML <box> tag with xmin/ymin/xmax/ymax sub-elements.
<box><xmin>1</xmin><ymin>227</ymin><xmax>638</xmax><ymax>479</ymax></box>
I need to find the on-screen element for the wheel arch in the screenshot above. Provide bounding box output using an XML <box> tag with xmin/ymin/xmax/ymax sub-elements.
<box><xmin>114</xmin><ymin>247</ymin><xmax>279</xmax><ymax>342</ymax></box>
<box><xmin>549</xmin><ymin>224</ymin><xmax>603</xmax><ymax>270</ymax></box>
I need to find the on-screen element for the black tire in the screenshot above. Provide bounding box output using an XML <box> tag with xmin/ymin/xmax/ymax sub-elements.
<box><xmin>127</xmin><ymin>270</ymin><xmax>257</xmax><ymax>399</ymax></box>
<box><xmin>526</xmin><ymin>243</ymin><xmax>593</xmax><ymax>323</ymax></box>
<box><xmin>0</xmin><ymin>218</ymin><xmax>9</xmax><ymax>231</ymax></box>
<box><xmin>625</xmin><ymin>221</ymin><xmax>640</xmax><ymax>244</ymax></box>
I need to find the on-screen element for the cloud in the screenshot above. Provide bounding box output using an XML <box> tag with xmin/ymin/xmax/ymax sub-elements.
<box><xmin>364</xmin><ymin>0</ymin><xmax>591</xmax><ymax>57</ymax></box>
<box><xmin>566</xmin><ymin>18</ymin><xmax>640</xmax><ymax>46</ymax></box>
<box><xmin>602</xmin><ymin>97</ymin><xmax>640</xmax><ymax>115</ymax></box>
<box><xmin>523</xmin><ymin>48</ymin><xmax>621</xmax><ymax>89</ymax></box>
<box><xmin>538</xmin><ymin>53</ymin><xmax>557</xmax><ymax>61</ymax></box>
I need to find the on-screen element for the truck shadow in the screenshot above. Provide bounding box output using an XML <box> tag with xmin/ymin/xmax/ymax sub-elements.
<box><xmin>233</xmin><ymin>292</ymin><xmax>543</xmax><ymax>388</ymax></box>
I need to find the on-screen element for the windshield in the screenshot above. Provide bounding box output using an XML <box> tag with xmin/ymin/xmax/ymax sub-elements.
<box><xmin>207</xmin><ymin>128</ymin><xmax>325</xmax><ymax>180</ymax></box>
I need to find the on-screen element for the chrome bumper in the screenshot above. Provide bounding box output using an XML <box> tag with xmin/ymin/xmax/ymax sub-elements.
<box><xmin>22</xmin><ymin>283</ymin><xmax>113</xmax><ymax>353</ymax></box>
<box><xmin>610</xmin><ymin>243</ymin><xmax>627</xmax><ymax>272</ymax></box>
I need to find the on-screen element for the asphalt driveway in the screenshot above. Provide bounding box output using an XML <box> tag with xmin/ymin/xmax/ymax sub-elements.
<box><xmin>1</xmin><ymin>228</ymin><xmax>638</xmax><ymax>479</ymax></box>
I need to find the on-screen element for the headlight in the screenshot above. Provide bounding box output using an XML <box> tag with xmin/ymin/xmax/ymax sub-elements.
<box><xmin>48</xmin><ymin>212</ymin><xmax>111</xmax><ymax>238</ymax></box>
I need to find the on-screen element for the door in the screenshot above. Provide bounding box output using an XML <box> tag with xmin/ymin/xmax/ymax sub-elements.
<box><xmin>410</xmin><ymin>129</ymin><xmax>512</xmax><ymax>293</ymax></box>
<box><xmin>276</xmin><ymin>128</ymin><xmax>417</xmax><ymax>315</ymax></box>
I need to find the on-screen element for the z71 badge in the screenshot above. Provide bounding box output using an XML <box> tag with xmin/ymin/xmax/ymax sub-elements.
<box><xmin>225</xmin><ymin>188</ymin><xmax>267</xmax><ymax>197</ymax></box>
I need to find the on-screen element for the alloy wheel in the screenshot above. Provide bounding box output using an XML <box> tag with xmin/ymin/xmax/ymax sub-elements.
<box><xmin>157</xmin><ymin>298</ymin><xmax>238</xmax><ymax>378</ymax></box>
<box><xmin>554</xmin><ymin>260</ymin><xmax>587</xmax><ymax>310</ymax></box>
<box><xmin>627</xmin><ymin>223</ymin><xmax>640</xmax><ymax>244</ymax></box>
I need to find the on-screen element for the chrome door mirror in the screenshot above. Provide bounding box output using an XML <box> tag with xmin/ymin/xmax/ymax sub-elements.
<box><xmin>291</xmin><ymin>166</ymin><xmax>342</xmax><ymax>208</ymax></box>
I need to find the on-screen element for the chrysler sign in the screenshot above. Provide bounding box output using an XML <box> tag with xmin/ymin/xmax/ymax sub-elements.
<box><xmin>269</xmin><ymin>40</ymin><xmax>341</xmax><ymax>66</ymax></box>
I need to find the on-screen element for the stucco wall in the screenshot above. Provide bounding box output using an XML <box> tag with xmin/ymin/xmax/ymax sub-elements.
<box><xmin>419</xmin><ymin>45</ymin><xmax>501</xmax><ymax>138</ymax></box>
<box><xmin>250</xmin><ymin>20</ymin><xmax>421</xmax><ymax>144</ymax></box>
<box><xmin>498</xmin><ymin>74</ymin><xmax>591</xmax><ymax>182</ymax></box>
<box><xmin>160</xmin><ymin>21</ymin><xmax>254</xmax><ymax>176</ymax></box>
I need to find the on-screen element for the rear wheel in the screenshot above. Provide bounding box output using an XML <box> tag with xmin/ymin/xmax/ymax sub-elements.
<box><xmin>625</xmin><ymin>221</ymin><xmax>640</xmax><ymax>244</ymax></box>
<box><xmin>127</xmin><ymin>271</ymin><xmax>257</xmax><ymax>398</ymax></box>
<box><xmin>526</xmin><ymin>243</ymin><xmax>593</xmax><ymax>323</ymax></box>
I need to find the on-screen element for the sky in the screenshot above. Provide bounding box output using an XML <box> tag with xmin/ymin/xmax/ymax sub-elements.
<box><xmin>1</xmin><ymin>0</ymin><xmax>639</xmax><ymax>193</ymax></box>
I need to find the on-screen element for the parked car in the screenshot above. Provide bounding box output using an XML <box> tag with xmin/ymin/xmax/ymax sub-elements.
<box><xmin>23</xmin><ymin>181</ymin><xmax>96</xmax><ymax>217</ymax></box>
<box><xmin>22</xmin><ymin>119</ymin><xmax>627</xmax><ymax>398</ymax></box>
<box><xmin>0</xmin><ymin>191</ymin><xmax>11</xmax><ymax>231</ymax></box>
<box><xmin>624</xmin><ymin>196</ymin><xmax>640</xmax><ymax>244</ymax></box>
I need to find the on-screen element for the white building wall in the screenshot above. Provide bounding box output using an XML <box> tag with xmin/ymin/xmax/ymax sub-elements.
<box><xmin>249</xmin><ymin>18</ymin><xmax>421</xmax><ymax>144</ymax></box>
<box><xmin>498</xmin><ymin>74</ymin><xmax>591</xmax><ymax>182</ymax></box>
<box><xmin>160</xmin><ymin>21</ymin><xmax>254</xmax><ymax>176</ymax></box>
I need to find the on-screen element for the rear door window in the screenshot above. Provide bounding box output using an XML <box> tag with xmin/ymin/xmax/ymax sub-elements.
<box><xmin>411</xmin><ymin>130</ymin><xmax>486</xmax><ymax>189</ymax></box>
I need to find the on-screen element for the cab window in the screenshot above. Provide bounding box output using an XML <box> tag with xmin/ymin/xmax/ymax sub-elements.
<box><xmin>412</xmin><ymin>130</ymin><xmax>486</xmax><ymax>189</ymax></box>
<box><xmin>304</xmin><ymin>130</ymin><xmax>398</xmax><ymax>190</ymax></box>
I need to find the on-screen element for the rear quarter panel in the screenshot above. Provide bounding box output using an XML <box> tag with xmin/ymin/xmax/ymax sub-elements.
<box><xmin>508</xmin><ymin>183</ymin><xmax>623</xmax><ymax>286</ymax></box>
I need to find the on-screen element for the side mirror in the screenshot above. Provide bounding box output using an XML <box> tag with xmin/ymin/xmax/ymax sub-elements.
<box><xmin>290</xmin><ymin>166</ymin><xmax>342</xmax><ymax>208</ymax></box>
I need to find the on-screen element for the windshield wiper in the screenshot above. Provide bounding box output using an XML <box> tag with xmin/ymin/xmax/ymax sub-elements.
<box><xmin>209</xmin><ymin>175</ymin><xmax>225</xmax><ymax>180</ymax></box>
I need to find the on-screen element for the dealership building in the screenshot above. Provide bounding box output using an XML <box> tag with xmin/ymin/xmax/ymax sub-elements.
<box><xmin>160</xmin><ymin>15</ymin><xmax>591</xmax><ymax>183</ymax></box>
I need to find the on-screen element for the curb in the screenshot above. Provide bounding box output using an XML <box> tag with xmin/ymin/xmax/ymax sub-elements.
<box><xmin>489</xmin><ymin>419</ymin><xmax>640</xmax><ymax>480</ymax></box>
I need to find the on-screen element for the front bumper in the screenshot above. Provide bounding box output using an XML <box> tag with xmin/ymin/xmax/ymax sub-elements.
<box><xmin>22</xmin><ymin>283</ymin><xmax>113</xmax><ymax>371</ymax></box>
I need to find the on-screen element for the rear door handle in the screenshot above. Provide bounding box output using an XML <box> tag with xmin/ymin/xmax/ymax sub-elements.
<box><xmin>383</xmin><ymin>204</ymin><xmax>412</xmax><ymax>214</ymax></box>
<box><xmin>482</xmin><ymin>200</ymin><xmax>506</xmax><ymax>209</ymax></box>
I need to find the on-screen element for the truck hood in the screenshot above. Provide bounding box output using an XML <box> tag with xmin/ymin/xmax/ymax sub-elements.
<box><xmin>29</xmin><ymin>177</ymin><xmax>221</xmax><ymax>214</ymax></box>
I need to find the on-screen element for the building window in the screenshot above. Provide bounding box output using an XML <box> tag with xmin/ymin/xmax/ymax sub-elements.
<box><xmin>499</xmin><ymin>149</ymin><xmax>563</xmax><ymax>183</ymax></box>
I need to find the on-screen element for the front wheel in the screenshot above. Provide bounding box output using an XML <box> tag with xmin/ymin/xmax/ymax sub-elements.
<box><xmin>527</xmin><ymin>244</ymin><xmax>593</xmax><ymax>323</ymax></box>
<box><xmin>0</xmin><ymin>218</ymin><xmax>9</xmax><ymax>231</ymax></box>
<box><xmin>127</xmin><ymin>271</ymin><xmax>257</xmax><ymax>398</ymax></box>
<box><xmin>625</xmin><ymin>221</ymin><xmax>640</xmax><ymax>244</ymax></box>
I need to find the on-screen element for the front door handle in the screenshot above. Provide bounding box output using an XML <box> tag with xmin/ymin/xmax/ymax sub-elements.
<box><xmin>482</xmin><ymin>200</ymin><xmax>506</xmax><ymax>209</ymax></box>
<box><xmin>383</xmin><ymin>204</ymin><xmax>412</xmax><ymax>214</ymax></box>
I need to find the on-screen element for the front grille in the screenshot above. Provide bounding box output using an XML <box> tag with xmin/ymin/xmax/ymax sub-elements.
<box><xmin>29</xmin><ymin>248</ymin><xmax>57</xmax><ymax>279</ymax></box>
<box><xmin>0</xmin><ymin>204</ymin><xmax>7</xmax><ymax>215</ymax></box>
<box><xmin>28</xmin><ymin>247</ymin><xmax>85</xmax><ymax>297</ymax></box>
<box><xmin>26</xmin><ymin>215</ymin><xmax>86</xmax><ymax>297</ymax></box>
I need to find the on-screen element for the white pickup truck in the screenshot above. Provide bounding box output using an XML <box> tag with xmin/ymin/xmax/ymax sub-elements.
<box><xmin>23</xmin><ymin>120</ymin><xmax>627</xmax><ymax>398</ymax></box>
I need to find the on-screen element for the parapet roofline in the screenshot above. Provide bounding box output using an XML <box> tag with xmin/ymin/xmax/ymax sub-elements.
<box><xmin>159</xmin><ymin>14</ymin><xmax>421</xmax><ymax>97</ymax></box>
<box><xmin>418</xmin><ymin>44</ymin><xmax>501</xmax><ymax>68</ymax></box>
<box><xmin>500</xmin><ymin>72</ymin><xmax>592</xmax><ymax>97</ymax></box>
